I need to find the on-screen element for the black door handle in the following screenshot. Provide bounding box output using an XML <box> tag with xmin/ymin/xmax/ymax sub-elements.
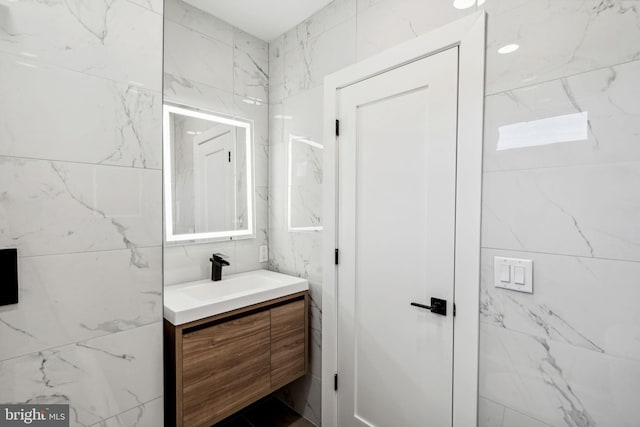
<box><xmin>410</xmin><ymin>297</ymin><xmax>447</xmax><ymax>316</ymax></box>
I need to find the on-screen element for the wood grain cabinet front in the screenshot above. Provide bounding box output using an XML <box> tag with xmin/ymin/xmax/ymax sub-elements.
<box><xmin>165</xmin><ymin>292</ymin><xmax>308</xmax><ymax>427</ymax></box>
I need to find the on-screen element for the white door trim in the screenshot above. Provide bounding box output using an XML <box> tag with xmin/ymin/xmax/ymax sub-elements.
<box><xmin>322</xmin><ymin>11</ymin><xmax>486</xmax><ymax>427</ymax></box>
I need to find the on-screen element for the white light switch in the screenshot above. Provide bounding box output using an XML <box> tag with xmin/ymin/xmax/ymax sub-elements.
<box><xmin>494</xmin><ymin>256</ymin><xmax>533</xmax><ymax>294</ymax></box>
<box><xmin>514</xmin><ymin>266</ymin><xmax>526</xmax><ymax>285</ymax></box>
<box><xmin>500</xmin><ymin>264</ymin><xmax>511</xmax><ymax>283</ymax></box>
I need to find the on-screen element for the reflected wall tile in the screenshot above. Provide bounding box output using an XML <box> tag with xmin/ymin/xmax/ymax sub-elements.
<box><xmin>283</xmin><ymin>0</ymin><xmax>357</xmax><ymax>53</ymax></box>
<box><xmin>284</xmin><ymin>18</ymin><xmax>356</xmax><ymax>98</ymax></box>
<box><xmin>89</xmin><ymin>397</ymin><xmax>164</xmax><ymax>427</ymax></box>
<box><xmin>233</xmin><ymin>29</ymin><xmax>268</xmax><ymax>102</ymax></box>
<box><xmin>356</xmin><ymin>0</ymin><xmax>475</xmax><ymax>61</ymax></box>
<box><xmin>478</xmin><ymin>397</ymin><xmax>504</xmax><ymax>427</ymax></box>
<box><xmin>163</xmin><ymin>73</ymin><xmax>234</xmax><ymax>115</ymax></box>
<box><xmin>481</xmin><ymin>163</ymin><xmax>640</xmax><ymax>261</ymax></box>
<box><xmin>0</xmin><ymin>158</ymin><xmax>161</xmax><ymax>257</ymax></box>
<box><xmin>0</xmin><ymin>247</ymin><xmax>162</xmax><ymax>360</ymax></box>
<box><xmin>164</xmin><ymin>20</ymin><xmax>233</xmax><ymax>93</ymax></box>
<box><xmin>479</xmin><ymin>324</ymin><xmax>640</xmax><ymax>427</ymax></box>
<box><xmin>269</xmin><ymin>36</ymin><xmax>286</xmax><ymax>104</ymax></box>
<box><xmin>0</xmin><ymin>53</ymin><xmax>161</xmax><ymax>169</ymax></box>
<box><xmin>268</xmin><ymin>142</ymin><xmax>288</xmax><ymax>231</ymax></box>
<box><xmin>484</xmin><ymin>0</ymin><xmax>640</xmax><ymax>94</ymax></box>
<box><xmin>269</xmin><ymin>102</ymin><xmax>286</xmax><ymax>147</ymax></box>
<box><xmin>480</xmin><ymin>248</ymin><xmax>640</xmax><ymax>362</ymax></box>
<box><xmin>484</xmin><ymin>59</ymin><xmax>640</xmax><ymax>172</ymax></box>
<box><xmin>163</xmin><ymin>0</ymin><xmax>233</xmax><ymax>44</ymax></box>
<box><xmin>0</xmin><ymin>0</ymin><xmax>162</xmax><ymax>91</ymax></box>
<box><xmin>0</xmin><ymin>323</ymin><xmax>163</xmax><ymax>427</ymax></box>
<box><xmin>284</xmin><ymin>86</ymin><xmax>324</xmax><ymax>143</ymax></box>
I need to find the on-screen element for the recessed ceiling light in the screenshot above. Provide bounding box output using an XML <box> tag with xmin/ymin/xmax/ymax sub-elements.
<box><xmin>498</xmin><ymin>44</ymin><xmax>519</xmax><ymax>54</ymax></box>
<box><xmin>453</xmin><ymin>0</ymin><xmax>475</xmax><ymax>9</ymax></box>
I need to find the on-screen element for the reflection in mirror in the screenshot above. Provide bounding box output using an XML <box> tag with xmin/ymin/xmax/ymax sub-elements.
<box><xmin>288</xmin><ymin>135</ymin><xmax>323</xmax><ymax>231</ymax></box>
<box><xmin>163</xmin><ymin>104</ymin><xmax>254</xmax><ymax>241</ymax></box>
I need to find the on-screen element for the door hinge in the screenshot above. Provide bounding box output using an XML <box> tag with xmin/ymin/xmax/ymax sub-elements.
<box><xmin>453</xmin><ymin>303</ymin><xmax>456</xmax><ymax>317</ymax></box>
<box><xmin>334</xmin><ymin>373</ymin><xmax>338</xmax><ymax>391</ymax></box>
<box><xmin>228</xmin><ymin>151</ymin><xmax>231</xmax><ymax>163</ymax></box>
<box><xmin>335</xmin><ymin>248</ymin><xmax>339</xmax><ymax>265</ymax></box>
<box><xmin>335</xmin><ymin>119</ymin><xmax>340</xmax><ymax>137</ymax></box>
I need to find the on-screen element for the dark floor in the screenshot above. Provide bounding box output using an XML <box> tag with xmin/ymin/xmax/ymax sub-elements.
<box><xmin>213</xmin><ymin>397</ymin><xmax>315</xmax><ymax>427</ymax></box>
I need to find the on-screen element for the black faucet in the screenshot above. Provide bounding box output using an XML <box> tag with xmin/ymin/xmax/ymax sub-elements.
<box><xmin>209</xmin><ymin>253</ymin><xmax>230</xmax><ymax>281</ymax></box>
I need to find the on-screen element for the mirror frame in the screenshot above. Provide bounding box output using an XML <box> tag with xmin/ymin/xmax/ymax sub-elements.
<box><xmin>163</xmin><ymin>103</ymin><xmax>255</xmax><ymax>242</ymax></box>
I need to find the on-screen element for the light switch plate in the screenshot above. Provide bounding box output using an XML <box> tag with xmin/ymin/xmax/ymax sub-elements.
<box><xmin>494</xmin><ymin>256</ymin><xmax>533</xmax><ymax>293</ymax></box>
<box><xmin>259</xmin><ymin>245</ymin><xmax>268</xmax><ymax>263</ymax></box>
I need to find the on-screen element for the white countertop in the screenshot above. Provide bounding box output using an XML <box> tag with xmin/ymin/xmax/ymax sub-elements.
<box><xmin>163</xmin><ymin>269</ymin><xmax>309</xmax><ymax>325</ymax></box>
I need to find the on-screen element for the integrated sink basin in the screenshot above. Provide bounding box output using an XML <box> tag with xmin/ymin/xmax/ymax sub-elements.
<box><xmin>164</xmin><ymin>269</ymin><xmax>309</xmax><ymax>325</ymax></box>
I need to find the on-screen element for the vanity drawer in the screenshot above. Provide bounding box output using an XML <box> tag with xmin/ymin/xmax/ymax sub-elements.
<box><xmin>271</xmin><ymin>299</ymin><xmax>307</xmax><ymax>390</ymax></box>
<box><xmin>182</xmin><ymin>310</ymin><xmax>271</xmax><ymax>427</ymax></box>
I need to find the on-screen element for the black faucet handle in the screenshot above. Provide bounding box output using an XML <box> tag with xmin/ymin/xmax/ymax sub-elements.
<box><xmin>210</xmin><ymin>253</ymin><xmax>230</xmax><ymax>266</ymax></box>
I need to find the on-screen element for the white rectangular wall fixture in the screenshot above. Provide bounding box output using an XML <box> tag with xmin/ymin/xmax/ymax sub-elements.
<box><xmin>494</xmin><ymin>256</ymin><xmax>533</xmax><ymax>294</ymax></box>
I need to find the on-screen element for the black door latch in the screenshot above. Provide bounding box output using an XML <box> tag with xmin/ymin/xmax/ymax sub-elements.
<box><xmin>410</xmin><ymin>297</ymin><xmax>447</xmax><ymax>316</ymax></box>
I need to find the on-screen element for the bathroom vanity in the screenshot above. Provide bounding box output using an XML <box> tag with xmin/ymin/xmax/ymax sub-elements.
<box><xmin>164</xmin><ymin>270</ymin><xmax>309</xmax><ymax>427</ymax></box>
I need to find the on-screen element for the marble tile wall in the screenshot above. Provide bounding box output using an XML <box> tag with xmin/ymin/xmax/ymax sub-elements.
<box><xmin>0</xmin><ymin>0</ymin><xmax>164</xmax><ymax>425</ymax></box>
<box><xmin>268</xmin><ymin>0</ymin><xmax>640</xmax><ymax>425</ymax></box>
<box><xmin>163</xmin><ymin>0</ymin><xmax>269</xmax><ymax>286</ymax></box>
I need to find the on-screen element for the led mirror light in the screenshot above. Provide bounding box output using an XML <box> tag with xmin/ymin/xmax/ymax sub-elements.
<box><xmin>498</xmin><ymin>43</ymin><xmax>519</xmax><ymax>54</ymax></box>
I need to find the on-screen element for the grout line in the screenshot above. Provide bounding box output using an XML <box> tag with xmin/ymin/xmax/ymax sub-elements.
<box><xmin>0</xmin><ymin>321</ymin><xmax>162</xmax><ymax>364</ymax></box>
<box><xmin>483</xmin><ymin>160</ymin><xmax>640</xmax><ymax>175</ymax></box>
<box><xmin>0</xmin><ymin>154</ymin><xmax>162</xmax><ymax>172</ymax></box>
<box><xmin>485</xmin><ymin>57</ymin><xmax>640</xmax><ymax>97</ymax></box>
<box><xmin>480</xmin><ymin>246</ymin><xmax>640</xmax><ymax>265</ymax></box>
<box><xmin>0</xmin><ymin>49</ymin><xmax>162</xmax><ymax>94</ymax></box>
<box><xmin>16</xmin><ymin>246</ymin><xmax>162</xmax><ymax>260</ymax></box>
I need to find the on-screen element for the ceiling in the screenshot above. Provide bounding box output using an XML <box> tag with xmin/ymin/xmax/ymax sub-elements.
<box><xmin>183</xmin><ymin>0</ymin><xmax>334</xmax><ymax>41</ymax></box>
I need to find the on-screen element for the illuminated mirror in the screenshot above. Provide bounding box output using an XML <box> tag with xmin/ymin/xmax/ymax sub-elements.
<box><xmin>163</xmin><ymin>104</ymin><xmax>254</xmax><ymax>241</ymax></box>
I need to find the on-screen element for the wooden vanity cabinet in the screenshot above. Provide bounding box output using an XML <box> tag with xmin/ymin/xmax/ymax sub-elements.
<box><xmin>164</xmin><ymin>291</ymin><xmax>308</xmax><ymax>427</ymax></box>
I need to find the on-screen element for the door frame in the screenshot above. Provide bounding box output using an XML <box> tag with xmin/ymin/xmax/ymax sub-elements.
<box><xmin>322</xmin><ymin>11</ymin><xmax>486</xmax><ymax>427</ymax></box>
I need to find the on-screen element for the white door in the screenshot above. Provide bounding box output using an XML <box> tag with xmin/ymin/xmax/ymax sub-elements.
<box><xmin>193</xmin><ymin>126</ymin><xmax>235</xmax><ymax>232</ymax></box>
<box><xmin>337</xmin><ymin>47</ymin><xmax>459</xmax><ymax>427</ymax></box>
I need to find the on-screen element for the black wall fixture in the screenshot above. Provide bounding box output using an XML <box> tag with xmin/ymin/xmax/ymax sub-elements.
<box><xmin>0</xmin><ymin>248</ymin><xmax>18</xmax><ymax>306</ymax></box>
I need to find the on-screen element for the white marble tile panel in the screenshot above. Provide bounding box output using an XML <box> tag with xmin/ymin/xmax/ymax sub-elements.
<box><xmin>277</xmin><ymin>374</ymin><xmax>322</xmax><ymax>426</ymax></box>
<box><xmin>284</xmin><ymin>18</ymin><xmax>356</xmax><ymax>98</ymax></box>
<box><xmin>484</xmin><ymin>0</ymin><xmax>640</xmax><ymax>94</ymax></box>
<box><xmin>0</xmin><ymin>0</ymin><xmax>162</xmax><ymax>91</ymax></box>
<box><xmin>163</xmin><ymin>0</ymin><xmax>233</xmax><ymax>45</ymax></box>
<box><xmin>283</xmin><ymin>86</ymin><xmax>324</xmax><ymax>144</ymax></box>
<box><xmin>501</xmin><ymin>409</ymin><xmax>552</xmax><ymax>427</ymax></box>
<box><xmin>126</xmin><ymin>0</ymin><xmax>163</xmax><ymax>15</ymax></box>
<box><xmin>480</xmin><ymin>248</ymin><xmax>640</xmax><ymax>362</ymax></box>
<box><xmin>234</xmin><ymin>94</ymin><xmax>269</xmax><ymax>147</ymax></box>
<box><xmin>234</xmin><ymin>29</ymin><xmax>268</xmax><ymax>102</ymax></box>
<box><xmin>268</xmin><ymin>141</ymin><xmax>289</xmax><ymax>232</ymax></box>
<box><xmin>0</xmin><ymin>53</ymin><xmax>161</xmax><ymax>169</ymax></box>
<box><xmin>0</xmin><ymin>158</ymin><xmax>161</xmax><ymax>257</ymax></box>
<box><xmin>478</xmin><ymin>397</ymin><xmax>505</xmax><ymax>427</ymax></box>
<box><xmin>163</xmin><ymin>73</ymin><xmax>234</xmax><ymax>116</ymax></box>
<box><xmin>283</xmin><ymin>0</ymin><xmax>357</xmax><ymax>53</ymax></box>
<box><xmin>163</xmin><ymin>240</ymin><xmax>236</xmax><ymax>286</ymax></box>
<box><xmin>480</xmin><ymin>324</ymin><xmax>640</xmax><ymax>427</ymax></box>
<box><xmin>89</xmin><ymin>397</ymin><xmax>163</xmax><ymax>427</ymax></box>
<box><xmin>269</xmin><ymin>36</ymin><xmax>286</xmax><ymax>104</ymax></box>
<box><xmin>0</xmin><ymin>323</ymin><xmax>163</xmax><ymax>427</ymax></box>
<box><xmin>484</xmin><ymin>59</ymin><xmax>640</xmax><ymax>172</ymax></box>
<box><xmin>482</xmin><ymin>163</ymin><xmax>640</xmax><ymax>261</ymax></box>
<box><xmin>164</xmin><ymin>20</ymin><xmax>233</xmax><ymax>93</ymax></box>
<box><xmin>0</xmin><ymin>247</ymin><xmax>161</xmax><ymax>360</ymax></box>
<box><xmin>269</xmin><ymin>102</ymin><xmax>286</xmax><ymax>147</ymax></box>
<box><xmin>356</xmin><ymin>0</ymin><xmax>475</xmax><ymax>61</ymax></box>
